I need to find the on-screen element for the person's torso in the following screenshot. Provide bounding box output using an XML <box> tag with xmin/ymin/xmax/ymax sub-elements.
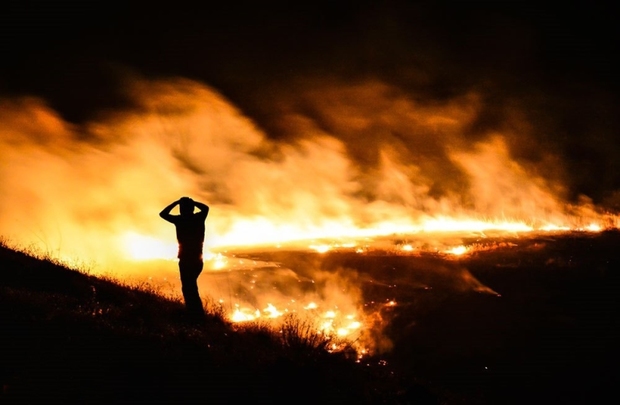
<box><xmin>174</xmin><ymin>214</ymin><xmax>206</xmax><ymax>259</ymax></box>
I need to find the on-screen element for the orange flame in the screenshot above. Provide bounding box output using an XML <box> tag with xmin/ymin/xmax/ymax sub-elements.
<box><xmin>2</xmin><ymin>78</ymin><xmax>619</xmax><ymax>357</ymax></box>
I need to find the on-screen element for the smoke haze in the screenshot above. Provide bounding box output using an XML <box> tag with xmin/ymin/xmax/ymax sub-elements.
<box><xmin>1</xmin><ymin>1</ymin><xmax>618</xmax><ymax>353</ymax></box>
<box><xmin>1</xmin><ymin>75</ymin><xmax>608</xmax><ymax>266</ymax></box>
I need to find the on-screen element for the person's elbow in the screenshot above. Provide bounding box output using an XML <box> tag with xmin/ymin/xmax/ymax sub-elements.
<box><xmin>195</xmin><ymin>202</ymin><xmax>209</xmax><ymax>211</ymax></box>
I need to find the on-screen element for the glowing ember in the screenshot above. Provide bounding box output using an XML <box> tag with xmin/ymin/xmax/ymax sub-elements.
<box><xmin>263</xmin><ymin>303</ymin><xmax>283</xmax><ymax>318</ymax></box>
<box><xmin>206</xmin><ymin>252</ymin><xmax>227</xmax><ymax>270</ymax></box>
<box><xmin>446</xmin><ymin>245</ymin><xmax>469</xmax><ymax>255</ymax></box>
<box><xmin>347</xmin><ymin>321</ymin><xmax>362</xmax><ymax>329</ymax></box>
<box><xmin>310</xmin><ymin>244</ymin><xmax>331</xmax><ymax>253</ymax></box>
<box><xmin>320</xmin><ymin>320</ymin><xmax>334</xmax><ymax>332</ymax></box>
<box><xmin>227</xmin><ymin>301</ymin><xmax>364</xmax><ymax>343</ymax></box>
<box><xmin>337</xmin><ymin>328</ymin><xmax>350</xmax><ymax>336</ymax></box>
<box><xmin>304</xmin><ymin>302</ymin><xmax>318</xmax><ymax>310</ymax></box>
<box><xmin>231</xmin><ymin>306</ymin><xmax>261</xmax><ymax>322</ymax></box>
<box><xmin>540</xmin><ymin>224</ymin><xmax>571</xmax><ymax>232</ymax></box>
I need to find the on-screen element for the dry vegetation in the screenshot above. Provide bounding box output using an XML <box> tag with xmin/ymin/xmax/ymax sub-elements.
<box><xmin>5</xmin><ymin>230</ymin><xmax>616</xmax><ymax>404</ymax></box>
<box><xmin>0</xmin><ymin>240</ymin><xmax>434</xmax><ymax>404</ymax></box>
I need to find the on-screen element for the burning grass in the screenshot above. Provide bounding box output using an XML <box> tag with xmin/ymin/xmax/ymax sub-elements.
<box><xmin>0</xmin><ymin>240</ymin><xmax>430</xmax><ymax>404</ymax></box>
<box><xmin>3</xmin><ymin>229</ymin><xmax>619</xmax><ymax>404</ymax></box>
<box><xmin>220</xmin><ymin>230</ymin><xmax>620</xmax><ymax>404</ymax></box>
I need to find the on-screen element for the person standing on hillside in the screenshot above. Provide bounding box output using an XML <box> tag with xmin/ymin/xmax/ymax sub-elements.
<box><xmin>159</xmin><ymin>197</ymin><xmax>209</xmax><ymax>320</ymax></box>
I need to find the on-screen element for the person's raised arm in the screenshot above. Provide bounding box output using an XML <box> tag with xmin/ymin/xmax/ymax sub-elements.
<box><xmin>193</xmin><ymin>199</ymin><xmax>209</xmax><ymax>217</ymax></box>
<box><xmin>159</xmin><ymin>199</ymin><xmax>180</xmax><ymax>223</ymax></box>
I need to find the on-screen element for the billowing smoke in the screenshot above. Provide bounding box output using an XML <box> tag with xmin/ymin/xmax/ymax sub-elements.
<box><xmin>1</xmin><ymin>75</ymin><xmax>612</xmax><ymax>353</ymax></box>
<box><xmin>2</xmin><ymin>76</ymin><xmax>602</xmax><ymax>266</ymax></box>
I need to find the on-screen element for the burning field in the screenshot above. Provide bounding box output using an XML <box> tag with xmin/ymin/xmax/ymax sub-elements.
<box><xmin>1</xmin><ymin>75</ymin><xmax>619</xmax><ymax>402</ymax></box>
<box><xmin>2</xmin><ymin>3</ymin><xmax>619</xmax><ymax>402</ymax></box>
<box><xmin>184</xmin><ymin>229</ymin><xmax>617</xmax><ymax>403</ymax></box>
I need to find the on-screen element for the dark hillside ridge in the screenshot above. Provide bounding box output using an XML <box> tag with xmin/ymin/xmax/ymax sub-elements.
<box><xmin>1</xmin><ymin>243</ymin><xmax>418</xmax><ymax>404</ymax></box>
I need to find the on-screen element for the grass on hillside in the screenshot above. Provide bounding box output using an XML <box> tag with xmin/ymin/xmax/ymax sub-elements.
<box><xmin>0</xmin><ymin>240</ymin><xmax>436</xmax><ymax>404</ymax></box>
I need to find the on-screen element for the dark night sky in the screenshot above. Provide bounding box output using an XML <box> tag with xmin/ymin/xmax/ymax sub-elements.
<box><xmin>2</xmin><ymin>1</ymin><xmax>619</xmax><ymax>203</ymax></box>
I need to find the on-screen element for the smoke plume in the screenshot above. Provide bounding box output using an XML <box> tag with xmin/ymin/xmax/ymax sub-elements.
<box><xmin>0</xmin><ymin>76</ymin><xmax>609</xmax><ymax>267</ymax></box>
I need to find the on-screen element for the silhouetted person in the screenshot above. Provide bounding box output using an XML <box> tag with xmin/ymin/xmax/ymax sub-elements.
<box><xmin>160</xmin><ymin>197</ymin><xmax>209</xmax><ymax>321</ymax></box>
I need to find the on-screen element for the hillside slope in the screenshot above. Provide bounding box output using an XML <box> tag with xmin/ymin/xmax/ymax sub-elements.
<box><xmin>0</xmin><ymin>242</ymin><xmax>415</xmax><ymax>404</ymax></box>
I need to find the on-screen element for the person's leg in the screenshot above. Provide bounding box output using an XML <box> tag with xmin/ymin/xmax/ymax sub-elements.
<box><xmin>179</xmin><ymin>259</ymin><xmax>205</xmax><ymax>319</ymax></box>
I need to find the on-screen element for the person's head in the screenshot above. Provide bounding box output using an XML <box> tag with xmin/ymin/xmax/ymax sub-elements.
<box><xmin>179</xmin><ymin>197</ymin><xmax>194</xmax><ymax>216</ymax></box>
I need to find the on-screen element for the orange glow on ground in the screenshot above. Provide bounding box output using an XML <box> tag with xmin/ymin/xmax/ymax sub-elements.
<box><xmin>3</xmin><ymin>78</ymin><xmax>620</xmax><ymax>359</ymax></box>
<box><xmin>310</xmin><ymin>244</ymin><xmax>331</xmax><ymax>253</ymax></box>
<box><xmin>113</xmin><ymin>215</ymin><xmax>616</xmax><ymax>358</ymax></box>
<box><xmin>120</xmin><ymin>217</ymin><xmax>613</xmax><ymax>263</ymax></box>
<box><xmin>446</xmin><ymin>245</ymin><xmax>469</xmax><ymax>256</ymax></box>
<box><xmin>223</xmin><ymin>299</ymin><xmax>367</xmax><ymax>353</ymax></box>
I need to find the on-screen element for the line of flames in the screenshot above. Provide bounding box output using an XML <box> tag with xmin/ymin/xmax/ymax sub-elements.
<box><xmin>120</xmin><ymin>216</ymin><xmax>616</xmax><ymax>358</ymax></box>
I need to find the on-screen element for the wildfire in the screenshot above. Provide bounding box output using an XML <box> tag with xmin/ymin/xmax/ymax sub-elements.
<box><xmin>225</xmin><ymin>299</ymin><xmax>367</xmax><ymax>351</ymax></box>
<box><xmin>304</xmin><ymin>302</ymin><xmax>318</xmax><ymax>310</ymax></box>
<box><xmin>310</xmin><ymin>244</ymin><xmax>331</xmax><ymax>253</ymax></box>
<box><xmin>3</xmin><ymin>77</ymin><xmax>620</xmax><ymax>360</ymax></box>
<box><xmin>446</xmin><ymin>245</ymin><xmax>469</xmax><ymax>256</ymax></box>
<box><xmin>206</xmin><ymin>252</ymin><xmax>228</xmax><ymax>270</ymax></box>
<box><xmin>263</xmin><ymin>303</ymin><xmax>283</xmax><ymax>318</ymax></box>
<box><xmin>119</xmin><ymin>217</ymin><xmax>611</xmax><ymax>265</ymax></box>
<box><xmin>112</xmin><ymin>214</ymin><xmax>615</xmax><ymax>359</ymax></box>
<box><xmin>119</xmin><ymin>212</ymin><xmax>615</xmax><ymax>263</ymax></box>
<box><xmin>122</xmin><ymin>232</ymin><xmax>176</xmax><ymax>260</ymax></box>
<box><xmin>231</xmin><ymin>305</ymin><xmax>260</xmax><ymax>322</ymax></box>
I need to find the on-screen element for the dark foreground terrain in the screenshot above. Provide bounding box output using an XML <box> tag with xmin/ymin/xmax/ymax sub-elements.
<box><xmin>0</xmin><ymin>241</ymin><xmax>423</xmax><ymax>405</ymax></box>
<box><xmin>238</xmin><ymin>230</ymin><xmax>620</xmax><ymax>404</ymax></box>
<box><xmin>2</xmin><ymin>230</ymin><xmax>620</xmax><ymax>404</ymax></box>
